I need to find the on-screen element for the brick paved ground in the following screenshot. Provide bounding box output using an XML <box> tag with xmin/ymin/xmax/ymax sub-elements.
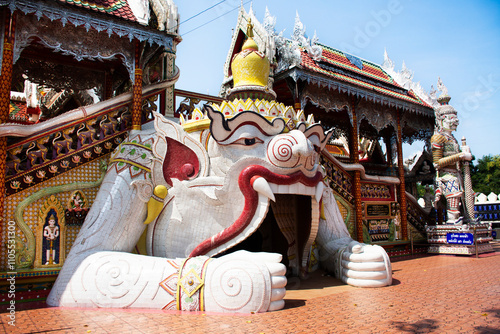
<box><xmin>1</xmin><ymin>243</ymin><xmax>499</xmax><ymax>334</ymax></box>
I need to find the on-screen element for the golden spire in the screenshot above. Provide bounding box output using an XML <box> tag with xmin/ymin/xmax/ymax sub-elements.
<box><xmin>247</xmin><ymin>18</ymin><xmax>254</xmax><ymax>38</ymax></box>
<box><xmin>228</xmin><ymin>14</ymin><xmax>275</xmax><ymax>101</ymax></box>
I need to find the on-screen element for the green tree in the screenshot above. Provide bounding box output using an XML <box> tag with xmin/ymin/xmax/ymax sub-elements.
<box><xmin>471</xmin><ymin>154</ymin><xmax>500</xmax><ymax>194</ymax></box>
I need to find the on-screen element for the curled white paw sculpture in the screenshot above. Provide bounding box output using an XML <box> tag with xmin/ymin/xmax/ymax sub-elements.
<box><xmin>316</xmin><ymin>188</ymin><xmax>392</xmax><ymax>287</ymax></box>
<box><xmin>337</xmin><ymin>241</ymin><xmax>392</xmax><ymax>288</ymax></box>
<box><xmin>204</xmin><ymin>251</ymin><xmax>286</xmax><ymax>313</ymax></box>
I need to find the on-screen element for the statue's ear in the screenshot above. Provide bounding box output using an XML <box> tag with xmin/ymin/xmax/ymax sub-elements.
<box><xmin>161</xmin><ymin>136</ymin><xmax>200</xmax><ymax>186</ymax></box>
<box><xmin>303</xmin><ymin>124</ymin><xmax>334</xmax><ymax>151</ymax></box>
<box><xmin>152</xmin><ymin>112</ymin><xmax>209</xmax><ymax>187</ymax></box>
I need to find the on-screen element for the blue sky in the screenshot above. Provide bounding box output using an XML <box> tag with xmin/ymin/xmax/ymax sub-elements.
<box><xmin>174</xmin><ymin>1</ymin><xmax>500</xmax><ymax>160</ymax></box>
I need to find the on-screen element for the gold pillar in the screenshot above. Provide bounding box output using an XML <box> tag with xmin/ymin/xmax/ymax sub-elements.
<box><xmin>350</xmin><ymin>97</ymin><xmax>364</xmax><ymax>243</ymax></box>
<box><xmin>396</xmin><ymin>109</ymin><xmax>408</xmax><ymax>240</ymax></box>
<box><xmin>131</xmin><ymin>40</ymin><xmax>143</xmax><ymax>130</ymax></box>
<box><xmin>0</xmin><ymin>10</ymin><xmax>15</xmax><ymax>244</ymax></box>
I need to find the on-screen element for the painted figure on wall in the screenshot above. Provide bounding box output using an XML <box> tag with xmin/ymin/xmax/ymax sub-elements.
<box><xmin>36</xmin><ymin>195</ymin><xmax>66</xmax><ymax>268</ymax></box>
<box><xmin>431</xmin><ymin>80</ymin><xmax>472</xmax><ymax>224</ymax></box>
<box><xmin>66</xmin><ymin>190</ymin><xmax>90</xmax><ymax>225</ymax></box>
<box><xmin>42</xmin><ymin>210</ymin><xmax>60</xmax><ymax>265</ymax></box>
<box><xmin>70</xmin><ymin>191</ymin><xmax>84</xmax><ymax>210</ymax></box>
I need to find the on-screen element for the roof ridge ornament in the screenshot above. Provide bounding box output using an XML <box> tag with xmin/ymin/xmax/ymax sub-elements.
<box><xmin>263</xmin><ymin>7</ymin><xmax>276</xmax><ymax>35</ymax></box>
<box><xmin>382</xmin><ymin>48</ymin><xmax>394</xmax><ymax>72</ymax></box>
<box><xmin>381</xmin><ymin>49</ymin><xmax>438</xmax><ymax>108</ymax></box>
<box><xmin>290</xmin><ymin>12</ymin><xmax>322</xmax><ymax>62</ymax></box>
<box><xmin>292</xmin><ymin>11</ymin><xmax>307</xmax><ymax>46</ymax></box>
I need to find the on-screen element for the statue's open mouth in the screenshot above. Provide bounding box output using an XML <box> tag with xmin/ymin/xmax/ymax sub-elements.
<box><xmin>190</xmin><ymin>165</ymin><xmax>323</xmax><ymax>275</ymax></box>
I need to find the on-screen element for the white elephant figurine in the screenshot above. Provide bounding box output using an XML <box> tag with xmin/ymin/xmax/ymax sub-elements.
<box><xmin>47</xmin><ymin>107</ymin><xmax>391</xmax><ymax>313</ymax></box>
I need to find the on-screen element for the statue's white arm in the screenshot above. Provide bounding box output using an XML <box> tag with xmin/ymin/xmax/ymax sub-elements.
<box><xmin>316</xmin><ymin>187</ymin><xmax>392</xmax><ymax>287</ymax></box>
<box><xmin>47</xmin><ymin>132</ymin><xmax>286</xmax><ymax>313</ymax></box>
<box><xmin>49</xmin><ymin>250</ymin><xmax>285</xmax><ymax>312</ymax></box>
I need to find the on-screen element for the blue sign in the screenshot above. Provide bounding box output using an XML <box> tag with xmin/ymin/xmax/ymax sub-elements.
<box><xmin>447</xmin><ymin>233</ymin><xmax>474</xmax><ymax>245</ymax></box>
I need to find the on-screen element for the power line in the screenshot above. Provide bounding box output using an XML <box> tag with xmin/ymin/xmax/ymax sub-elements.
<box><xmin>182</xmin><ymin>0</ymin><xmax>252</xmax><ymax>36</ymax></box>
<box><xmin>178</xmin><ymin>0</ymin><xmax>228</xmax><ymax>26</ymax></box>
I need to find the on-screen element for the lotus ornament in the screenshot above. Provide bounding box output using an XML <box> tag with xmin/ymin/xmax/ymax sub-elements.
<box><xmin>23</xmin><ymin>175</ymin><xmax>34</xmax><ymax>184</ymax></box>
<box><xmin>10</xmin><ymin>180</ymin><xmax>20</xmax><ymax>190</ymax></box>
<box><xmin>36</xmin><ymin>170</ymin><xmax>46</xmax><ymax>179</ymax></box>
<box><xmin>49</xmin><ymin>165</ymin><xmax>58</xmax><ymax>174</ymax></box>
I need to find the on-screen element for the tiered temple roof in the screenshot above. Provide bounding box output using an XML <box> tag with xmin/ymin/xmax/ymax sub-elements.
<box><xmin>300</xmin><ymin>44</ymin><xmax>431</xmax><ymax>109</ymax></box>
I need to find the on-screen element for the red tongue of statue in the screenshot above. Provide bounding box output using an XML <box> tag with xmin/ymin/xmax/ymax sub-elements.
<box><xmin>189</xmin><ymin>165</ymin><xmax>322</xmax><ymax>257</ymax></box>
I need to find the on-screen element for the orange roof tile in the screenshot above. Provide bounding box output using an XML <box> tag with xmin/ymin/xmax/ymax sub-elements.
<box><xmin>57</xmin><ymin>0</ymin><xmax>137</xmax><ymax>22</ymax></box>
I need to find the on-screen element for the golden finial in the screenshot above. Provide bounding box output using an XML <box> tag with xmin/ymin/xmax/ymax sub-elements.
<box><xmin>247</xmin><ymin>18</ymin><xmax>254</xmax><ymax>38</ymax></box>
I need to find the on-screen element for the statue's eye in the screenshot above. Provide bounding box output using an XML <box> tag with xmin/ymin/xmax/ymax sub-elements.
<box><xmin>231</xmin><ymin>137</ymin><xmax>264</xmax><ymax>146</ymax></box>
